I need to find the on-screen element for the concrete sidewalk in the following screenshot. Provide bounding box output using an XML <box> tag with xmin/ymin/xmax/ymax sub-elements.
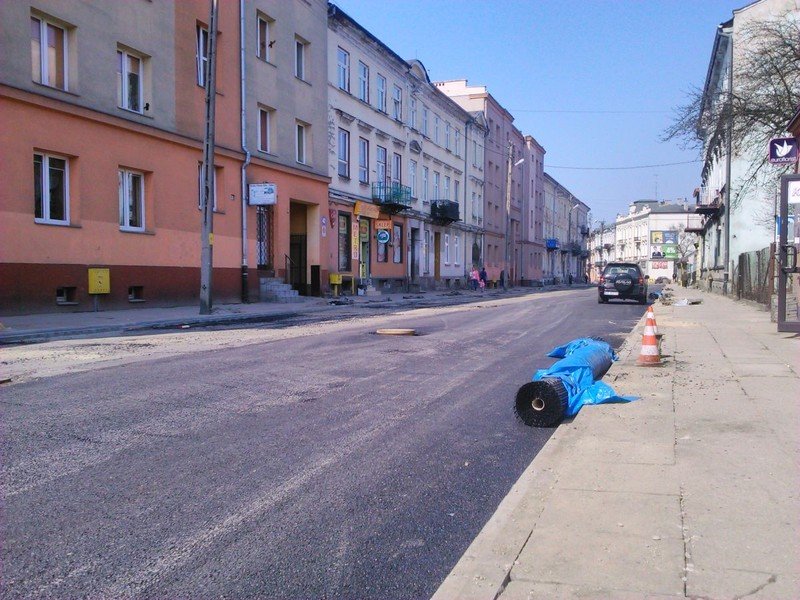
<box><xmin>434</xmin><ymin>290</ymin><xmax>799</xmax><ymax>599</ymax></box>
<box><xmin>0</xmin><ymin>285</ymin><xmax>592</xmax><ymax>345</ymax></box>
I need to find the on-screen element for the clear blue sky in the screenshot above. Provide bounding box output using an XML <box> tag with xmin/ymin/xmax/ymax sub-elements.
<box><xmin>333</xmin><ymin>0</ymin><xmax>746</xmax><ymax>223</ymax></box>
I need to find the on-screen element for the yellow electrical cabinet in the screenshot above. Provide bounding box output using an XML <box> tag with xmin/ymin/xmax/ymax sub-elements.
<box><xmin>88</xmin><ymin>268</ymin><xmax>111</xmax><ymax>294</ymax></box>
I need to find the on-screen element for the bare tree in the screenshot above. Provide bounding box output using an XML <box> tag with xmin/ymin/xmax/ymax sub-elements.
<box><xmin>663</xmin><ymin>11</ymin><xmax>800</xmax><ymax>213</ymax></box>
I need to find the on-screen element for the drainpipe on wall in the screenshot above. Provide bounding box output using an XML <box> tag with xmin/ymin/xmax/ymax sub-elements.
<box><xmin>723</xmin><ymin>30</ymin><xmax>733</xmax><ymax>296</ymax></box>
<box><xmin>240</xmin><ymin>0</ymin><xmax>251</xmax><ymax>303</ymax></box>
<box><xmin>464</xmin><ymin>117</ymin><xmax>471</xmax><ymax>269</ymax></box>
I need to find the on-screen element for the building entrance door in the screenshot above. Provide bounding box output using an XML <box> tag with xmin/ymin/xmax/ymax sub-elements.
<box><xmin>359</xmin><ymin>219</ymin><xmax>371</xmax><ymax>281</ymax></box>
<box><xmin>410</xmin><ymin>227</ymin><xmax>419</xmax><ymax>281</ymax></box>
<box><xmin>434</xmin><ymin>232</ymin><xmax>441</xmax><ymax>281</ymax></box>
<box><xmin>289</xmin><ymin>202</ymin><xmax>308</xmax><ymax>295</ymax></box>
<box><xmin>778</xmin><ymin>174</ymin><xmax>800</xmax><ymax>332</ymax></box>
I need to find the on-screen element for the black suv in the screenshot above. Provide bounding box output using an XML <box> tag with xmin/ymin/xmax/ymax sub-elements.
<box><xmin>598</xmin><ymin>262</ymin><xmax>648</xmax><ymax>304</ymax></box>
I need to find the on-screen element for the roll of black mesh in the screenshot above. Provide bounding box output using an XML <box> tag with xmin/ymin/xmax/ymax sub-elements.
<box><xmin>514</xmin><ymin>378</ymin><xmax>569</xmax><ymax>428</ymax></box>
<box><xmin>583</xmin><ymin>351</ymin><xmax>613</xmax><ymax>381</ymax></box>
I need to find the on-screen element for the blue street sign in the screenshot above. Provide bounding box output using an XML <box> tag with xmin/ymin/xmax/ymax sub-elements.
<box><xmin>769</xmin><ymin>137</ymin><xmax>798</xmax><ymax>164</ymax></box>
<box><xmin>377</xmin><ymin>229</ymin><xmax>390</xmax><ymax>244</ymax></box>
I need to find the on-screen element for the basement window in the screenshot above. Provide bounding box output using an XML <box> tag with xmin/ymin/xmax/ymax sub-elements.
<box><xmin>128</xmin><ymin>285</ymin><xmax>145</xmax><ymax>302</ymax></box>
<box><xmin>56</xmin><ymin>286</ymin><xmax>77</xmax><ymax>305</ymax></box>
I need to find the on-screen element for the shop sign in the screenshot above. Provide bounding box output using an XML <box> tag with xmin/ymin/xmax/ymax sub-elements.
<box><xmin>375</xmin><ymin>219</ymin><xmax>393</xmax><ymax>230</ymax></box>
<box><xmin>769</xmin><ymin>137</ymin><xmax>798</xmax><ymax>164</ymax></box>
<box><xmin>377</xmin><ymin>229</ymin><xmax>391</xmax><ymax>244</ymax></box>
<box><xmin>651</xmin><ymin>261</ymin><xmax>668</xmax><ymax>269</ymax></box>
<box><xmin>248</xmin><ymin>183</ymin><xmax>277</xmax><ymax>205</ymax></box>
<box><xmin>359</xmin><ymin>219</ymin><xmax>370</xmax><ymax>242</ymax></box>
<box><xmin>789</xmin><ymin>180</ymin><xmax>800</xmax><ymax>204</ymax></box>
<box><xmin>354</xmin><ymin>201</ymin><xmax>381</xmax><ymax>219</ymax></box>
<box><xmin>351</xmin><ymin>221</ymin><xmax>360</xmax><ymax>260</ymax></box>
<box><xmin>664</xmin><ymin>246</ymin><xmax>678</xmax><ymax>259</ymax></box>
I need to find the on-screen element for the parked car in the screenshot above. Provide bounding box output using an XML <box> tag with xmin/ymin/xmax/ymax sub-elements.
<box><xmin>598</xmin><ymin>262</ymin><xmax>648</xmax><ymax>304</ymax></box>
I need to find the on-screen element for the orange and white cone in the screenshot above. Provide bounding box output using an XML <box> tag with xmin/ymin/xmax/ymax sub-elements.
<box><xmin>637</xmin><ymin>311</ymin><xmax>661</xmax><ymax>366</ymax></box>
<box><xmin>646</xmin><ymin>305</ymin><xmax>658</xmax><ymax>335</ymax></box>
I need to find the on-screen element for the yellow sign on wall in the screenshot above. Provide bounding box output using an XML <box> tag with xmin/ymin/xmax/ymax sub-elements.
<box><xmin>354</xmin><ymin>201</ymin><xmax>381</xmax><ymax>219</ymax></box>
<box><xmin>88</xmin><ymin>268</ymin><xmax>111</xmax><ymax>294</ymax></box>
<box><xmin>375</xmin><ymin>219</ymin><xmax>393</xmax><ymax>230</ymax></box>
<box><xmin>329</xmin><ymin>273</ymin><xmax>343</xmax><ymax>285</ymax></box>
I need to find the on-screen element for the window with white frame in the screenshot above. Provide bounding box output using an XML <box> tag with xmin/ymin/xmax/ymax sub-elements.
<box><xmin>376</xmin><ymin>146</ymin><xmax>387</xmax><ymax>185</ymax></box>
<box><xmin>197</xmin><ymin>163</ymin><xmax>218</xmax><ymax>211</ymax></box>
<box><xmin>31</xmin><ymin>15</ymin><xmax>68</xmax><ymax>90</ymax></box>
<box><xmin>445</xmin><ymin>122</ymin><xmax>451</xmax><ymax>150</ymax></box>
<box><xmin>196</xmin><ymin>25</ymin><xmax>209</xmax><ymax>86</ymax></box>
<box><xmin>358</xmin><ymin>137</ymin><xmax>369</xmax><ymax>183</ymax></box>
<box><xmin>392</xmin><ymin>85</ymin><xmax>402</xmax><ymax>121</ymax></box>
<box><xmin>454</xmin><ymin>179</ymin><xmax>460</xmax><ymax>203</ymax></box>
<box><xmin>33</xmin><ymin>153</ymin><xmax>69</xmax><ymax>224</ymax></box>
<box><xmin>422</xmin><ymin>105</ymin><xmax>429</xmax><ymax>135</ymax></box>
<box><xmin>455</xmin><ymin>128</ymin><xmax>461</xmax><ymax>157</ymax></box>
<box><xmin>296</xmin><ymin>122</ymin><xmax>307</xmax><ymax>164</ymax></box>
<box><xmin>472</xmin><ymin>139</ymin><xmax>478</xmax><ymax>166</ymax></box>
<box><xmin>295</xmin><ymin>37</ymin><xmax>307</xmax><ymax>80</ymax></box>
<box><xmin>444</xmin><ymin>176</ymin><xmax>450</xmax><ymax>200</ymax></box>
<box><xmin>117</xmin><ymin>49</ymin><xmax>143</xmax><ymax>113</ymax></box>
<box><xmin>358</xmin><ymin>61</ymin><xmax>369</xmax><ymax>102</ymax></box>
<box><xmin>119</xmin><ymin>169</ymin><xmax>144</xmax><ymax>231</ymax></box>
<box><xmin>422</xmin><ymin>166</ymin><xmax>429</xmax><ymax>202</ymax></box>
<box><xmin>409</xmin><ymin>97</ymin><xmax>417</xmax><ymax>129</ymax></box>
<box><xmin>444</xmin><ymin>233</ymin><xmax>450</xmax><ymax>264</ymax></box>
<box><xmin>338</xmin><ymin>128</ymin><xmax>350</xmax><ymax>177</ymax></box>
<box><xmin>257</xmin><ymin>15</ymin><xmax>271</xmax><ymax>62</ymax></box>
<box><xmin>391</xmin><ymin>153</ymin><xmax>401</xmax><ymax>185</ymax></box>
<box><xmin>377</xmin><ymin>74</ymin><xmax>386</xmax><ymax>112</ymax></box>
<box><xmin>433</xmin><ymin>171</ymin><xmax>440</xmax><ymax>199</ymax></box>
<box><xmin>434</xmin><ymin>115</ymin><xmax>440</xmax><ymax>144</ymax></box>
<box><xmin>337</xmin><ymin>47</ymin><xmax>349</xmax><ymax>91</ymax></box>
<box><xmin>454</xmin><ymin>234</ymin><xmax>460</xmax><ymax>265</ymax></box>
<box><xmin>258</xmin><ymin>106</ymin><xmax>273</xmax><ymax>153</ymax></box>
<box><xmin>409</xmin><ymin>160</ymin><xmax>417</xmax><ymax>197</ymax></box>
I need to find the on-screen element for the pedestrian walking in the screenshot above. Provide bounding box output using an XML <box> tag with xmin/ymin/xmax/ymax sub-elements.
<box><xmin>479</xmin><ymin>267</ymin><xmax>487</xmax><ymax>292</ymax></box>
<box><xmin>568</xmin><ymin>272</ymin><xmax>573</xmax><ymax>286</ymax></box>
<box><xmin>469</xmin><ymin>266</ymin><xmax>479</xmax><ymax>291</ymax></box>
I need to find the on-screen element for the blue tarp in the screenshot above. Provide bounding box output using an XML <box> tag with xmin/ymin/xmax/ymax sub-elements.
<box><xmin>532</xmin><ymin>338</ymin><xmax>637</xmax><ymax>418</ymax></box>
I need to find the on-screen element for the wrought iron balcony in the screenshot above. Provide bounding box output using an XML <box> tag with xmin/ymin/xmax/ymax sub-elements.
<box><xmin>430</xmin><ymin>199</ymin><xmax>460</xmax><ymax>224</ymax></box>
<box><xmin>371</xmin><ymin>182</ymin><xmax>412</xmax><ymax>213</ymax></box>
<box><xmin>695</xmin><ymin>185</ymin><xmax>722</xmax><ymax>214</ymax></box>
<box><xmin>580</xmin><ymin>225</ymin><xmax>590</xmax><ymax>236</ymax></box>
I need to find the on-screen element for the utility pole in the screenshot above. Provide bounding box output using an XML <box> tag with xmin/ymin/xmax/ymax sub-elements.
<box><xmin>503</xmin><ymin>142</ymin><xmax>513</xmax><ymax>290</ymax></box>
<box><xmin>199</xmin><ymin>0</ymin><xmax>219</xmax><ymax>315</ymax></box>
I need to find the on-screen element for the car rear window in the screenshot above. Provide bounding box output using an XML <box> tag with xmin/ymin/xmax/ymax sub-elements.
<box><xmin>604</xmin><ymin>265</ymin><xmax>640</xmax><ymax>277</ymax></box>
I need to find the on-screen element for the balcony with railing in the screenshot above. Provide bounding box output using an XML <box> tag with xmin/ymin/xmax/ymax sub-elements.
<box><xmin>545</xmin><ymin>238</ymin><xmax>560</xmax><ymax>251</ymax></box>
<box><xmin>695</xmin><ymin>185</ymin><xmax>722</xmax><ymax>214</ymax></box>
<box><xmin>430</xmin><ymin>199</ymin><xmax>460</xmax><ymax>224</ymax></box>
<box><xmin>371</xmin><ymin>182</ymin><xmax>412</xmax><ymax>213</ymax></box>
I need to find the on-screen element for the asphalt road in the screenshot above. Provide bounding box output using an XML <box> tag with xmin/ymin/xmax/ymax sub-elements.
<box><xmin>2</xmin><ymin>288</ymin><xmax>646</xmax><ymax>599</ymax></box>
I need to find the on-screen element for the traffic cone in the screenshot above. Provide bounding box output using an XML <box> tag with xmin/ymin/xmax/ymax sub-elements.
<box><xmin>637</xmin><ymin>311</ymin><xmax>661</xmax><ymax>366</ymax></box>
<box><xmin>646</xmin><ymin>305</ymin><xmax>658</xmax><ymax>335</ymax></box>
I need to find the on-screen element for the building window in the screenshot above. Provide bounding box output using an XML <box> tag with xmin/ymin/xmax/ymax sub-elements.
<box><xmin>196</xmin><ymin>25</ymin><xmax>209</xmax><ymax>87</ymax></box>
<box><xmin>338</xmin><ymin>128</ymin><xmax>350</xmax><ymax>178</ymax></box>
<box><xmin>472</xmin><ymin>139</ymin><xmax>478</xmax><ymax>166</ymax></box>
<box><xmin>445</xmin><ymin>122</ymin><xmax>451</xmax><ymax>150</ymax></box>
<box><xmin>392</xmin><ymin>85</ymin><xmax>402</xmax><ymax>121</ymax></box>
<box><xmin>119</xmin><ymin>169</ymin><xmax>144</xmax><ymax>231</ymax></box>
<box><xmin>409</xmin><ymin>97</ymin><xmax>417</xmax><ymax>129</ymax></box>
<box><xmin>258</xmin><ymin>107</ymin><xmax>273</xmax><ymax>153</ymax></box>
<box><xmin>434</xmin><ymin>116</ymin><xmax>440</xmax><ymax>144</ymax></box>
<box><xmin>358</xmin><ymin>61</ymin><xmax>369</xmax><ymax>102</ymax></box>
<box><xmin>117</xmin><ymin>49</ymin><xmax>142</xmax><ymax>113</ymax></box>
<box><xmin>197</xmin><ymin>163</ymin><xmax>218</xmax><ymax>211</ymax></box>
<box><xmin>455</xmin><ymin>129</ymin><xmax>461</xmax><ymax>157</ymax></box>
<box><xmin>376</xmin><ymin>146</ymin><xmax>387</xmax><ymax>185</ymax></box>
<box><xmin>257</xmin><ymin>15</ymin><xmax>271</xmax><ymax>62</ymax></box>
<box><xmin>358</xmin><ymin>137</ymin><xmax>369</xmax><ymax>183</ymax></box>
<box><xmin>393</xmin><ymin>223</ymin><xmax>403</xmax><ymax>263</ymax></box>
<box><xmin>409</xmin><ymin>160</ymin><xmax>417</xmax><ymax>198</ymax></box>
<box><xmin>433</xmin><ymin>171</ymin><xmax>440</xmax><ymax>199</ymax></box>
<box><xmin>296</xmin><ymin>122</ymin><xmax>307</xmax><ymax>164</ymax></box>
<box><xmin>444</xmin><ymin>176</ymin><xmax>450</xmax><ymax>200</ymax></box>
<box><xmin>337</xmin><ymin>47</ymin><xmax>349</xmax><ymax>91</ymax></box>
<box><xmin>444</xmin><ymin>233</ymin><xmax>450</xmax><ymax>264</ymax></box>
<box><xmin>377</xmin><ymin>74</ymin><xmax>386</xmax><ymax>112</ymax></box>
<box><xmin>338</xmin><ymin>213</ymin><xmax>351</xmax><ymax>271</ymax></box>
<box><xmin>424</xmin><ymin>229</ymin><xmax>430</xmax><ymax>273</ymax></box>
<box><xmin>422</xmin><ymin>105</ymin><xmax>429</xmax><ymax>135</ymax></box>
<box><xmin>422</xmin><ymin>166</ymin><xmax>429</xmax><ymax>202</ymax></box>
<box><xmin>391</xmin><ymin>153</ymin><xmax>401</xmax><ymax>185</ymax></box>
<box><xmin>33</xmin><ymin>153</ymin><xmax>68</xmax><ymax>224</ymax></box>
<box><xmin>454</xmin><ymin>179</ymin><xmax>460</xmax><ymax>203</ymax></box>
<box><xmin>454</xmin><ymin>234</ymin><xmax>460</xmax><ymax>265</ymax></box>
<box><xmin>295</xmin><ymin>38</ymin><xmax>307</xmax><ymax>80</ymax></box>
<box><xmin>31</xmin><ymin>15</ymin><xmax>68</xmax><ymax>90</ymax></box>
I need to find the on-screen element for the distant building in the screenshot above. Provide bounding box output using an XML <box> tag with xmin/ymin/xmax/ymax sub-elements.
<box><xmin>542</xmin><ymin>174</ymin><xmax>589</xmax><ymax>283</ymax></box>
<box><xmin>588</xmin><ymin>223</ymin><xmax>617</xmax><ymax>282</ymax></box>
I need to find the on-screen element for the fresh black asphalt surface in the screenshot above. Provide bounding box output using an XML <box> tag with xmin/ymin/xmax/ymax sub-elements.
<box><xmin>2</xmin><ymin>288</ymin><xmax>647</xmax><ymax>599</ymax></box>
